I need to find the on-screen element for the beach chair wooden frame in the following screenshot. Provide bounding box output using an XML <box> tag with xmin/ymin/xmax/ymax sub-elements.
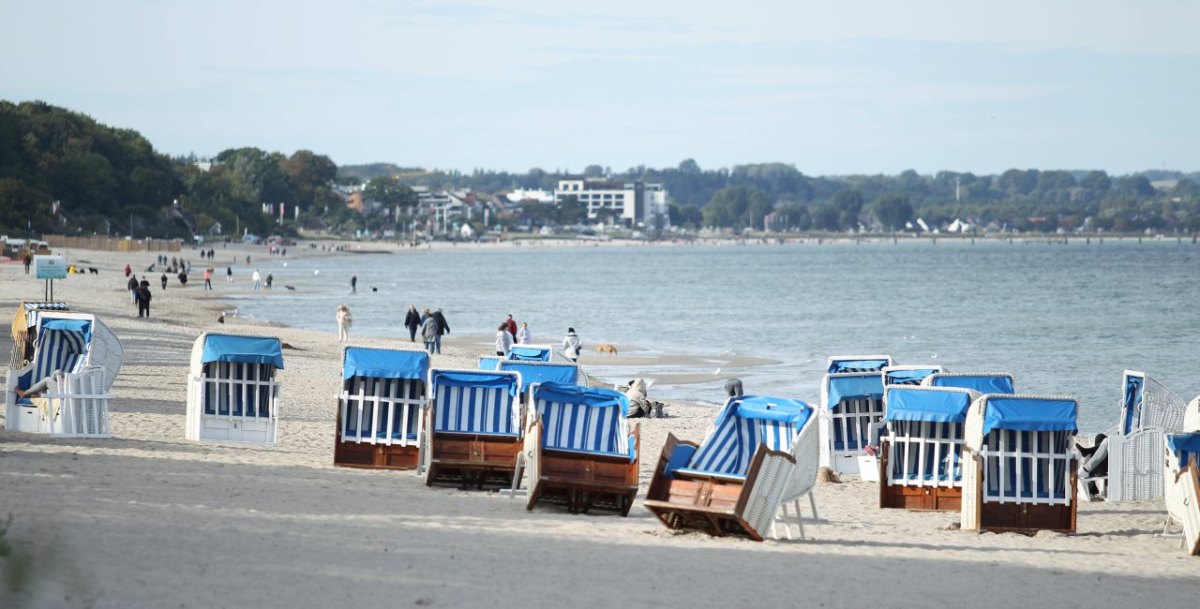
<box><xmin>8</xmin><ymin>301</ymin><xmax>70</xmax><ymax>370</ymax></box>
<box><xmin>644</xmin><ymin>396</ymin><xmax>812</xmax><ymax>541</ymax></box>
<box><xmin>820</xmin><ymin>357</ymin><xmax>892</xmax><ymax>475</ymax></box>
<box><xmin>334</xmin><ymin>346</ymin><xmax>429</xmax><ymax>470</ymax></box>
<box><xmin>423</xmin><ymin>368</ymin><xmax>523</xmax><ymax>488</ymax></box>
<box><xmin>5</xmin><ymin>312</ymin><xmax>121</xmax><ymax>438</ymax></box>
<box><xmin>878</xmin><ymin>386</ymin><xmax>978</xmax><ymax>512</ymax></box>
<box><xmin>185</xmin><ymin>333</ymin><xmax>283</xmax><ymax>444</ymax></box>
<box><xmin>521</xmin><ymin>383</ymin><xmax>639</xmax><ymax>515</ymax></box>
<box><xmin>961</xmin><ymin>394</ymin><xmax>1079</xmax><ymax>534</ymax></box>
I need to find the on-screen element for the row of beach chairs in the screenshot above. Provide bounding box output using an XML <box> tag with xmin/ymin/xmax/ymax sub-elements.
<box><xmin>7</xmin><ymin>315</ymin><xmax>1200</xmax><ymax>549</ymax></box>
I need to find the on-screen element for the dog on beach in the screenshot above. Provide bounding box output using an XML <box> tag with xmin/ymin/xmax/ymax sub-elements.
<box><xmin>595</xmin><ymin>344</ymin><xmax>618</xmax><ymax>355</ymax></box>
<box><xmin>87</xmin><ymin>267</ymin><xmax>99</xmax><ymax>274</ymax></box>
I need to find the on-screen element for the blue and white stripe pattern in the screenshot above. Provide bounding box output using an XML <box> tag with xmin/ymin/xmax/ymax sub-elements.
<box><xmin>431</xmin><ymin>371</ymin><xmax>521</xmax><ymax>437</ymax></box>
<box><xmin>533</xmin><ymin>383</ymin><xmax>630</xmax><ymax>458</ymax></box>
<box><xmin>682</xmin><ymin>396</ymin><xmax>812</xmax><ymax>478</ymax></box>
<box><xmin>20</xmin><ymin>328</ymin><xmax>87</xmax><ymax>390</ymax></box>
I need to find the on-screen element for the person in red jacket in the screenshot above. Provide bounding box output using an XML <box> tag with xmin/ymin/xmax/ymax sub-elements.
<box><xmin>505</xmin><ymin>314</ymin><xmax>517</xmax><ymax>342</ymax></box>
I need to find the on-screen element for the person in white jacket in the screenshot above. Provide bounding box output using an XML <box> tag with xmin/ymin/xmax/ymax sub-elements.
<box><xmin>516</xmin><ymin>322</ymin><xmax>531</xmax><ymax>345</ymax></box>
<box><xmin>495</xmin><ymin>323</ymin><xmax>513</xmax><ymax>356</ymax></box>
<box><xmin>562</xmin><ymin>327</ymin><xmax>581</xmax><ymax>361</ymax></box>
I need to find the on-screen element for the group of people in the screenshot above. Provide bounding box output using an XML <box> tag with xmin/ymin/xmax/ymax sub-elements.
<box><xmin>410</xmin><ymin>307</ymin><xmax>450</xmax><ymax>354</ymax></box>
<box><xmin>494</xmin><ymin>314</ymin><xmax>533</xmax><ymax>356</ymax></box>
<box><xmin>125</xmin><ymin>276</ymin><xmax>153</xmax><ymax>318</ymax></box>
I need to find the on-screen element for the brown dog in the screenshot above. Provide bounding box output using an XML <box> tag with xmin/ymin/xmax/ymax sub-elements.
<box><xmin>595</xmin><ymin>344</ymin><xmax>618</xmax><ymax>355</ymax></box>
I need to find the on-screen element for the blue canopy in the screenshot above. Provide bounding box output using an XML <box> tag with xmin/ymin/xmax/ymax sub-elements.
<box><xmin>828</xmin><ymin>357</ymin><xmax>890</xmax><ymax>373</ymax></box>
<box><xmin>201</xmin><ymin>334</ymin><xmax>284</xmax><ymax>369</ymax></box>
<box><xmin>1167</xmin><ymin>432</ymin><xmax>1200</xmax><ymax>466</ymax></box>
<box><xmin>982</xmin><ymin>397</ymin><xmax>1077</xmax><ymax>436</ymax></box>
<box><xmin>497</xmin><ymin>361</ymin><xmax>578</xmax><ymax>389</ymax></box>
<box><xmin>885</xmin><ymin>388</ymin><xmax>972</xmax><ymax>423</ymax></box>
<box><xmin>930</xmin><ymin>374</ymin><xmax>1014</xmax><ymax>395</ymax></box>
<box><xmin>884</xmin><ymin>368</ymin><xmax>940</xmax><ymax>385</ymax></box>
<box><xmin>40</xmin><ymin>318</ymin><xmax>92</xmax><ymax>342</ymax></box>
<box><xmin>719</xmin><ymin>395</ymin><xmax>813</xmax><ymax>429</ymax></box>
<box><xmin>429</xmin><ymin>369</ymin><xmax>518</xmax><ymax>396</ymax></box>
<box><xmin>533</xmin><ymin>382</ymin><xmax>629</xmax><ymax>415</ymax></box>
<box><xmin>826</xmin><ymin>374</ymin><xmax>885</xmax><ymax>409</ymax></box>
<box><xmin>343</xmin><ymin>347</ymin><xmax>428</xmax><ymax>381</ymax></box>
<box><xmin>478</xmin><ymin>356</ymin><xmax>501</xmax><ymax>371</ymax></box>
<box><xmin>508</xmin><ymin>345</ymin><xmax>551</xmax><ymax>361</ymax></box>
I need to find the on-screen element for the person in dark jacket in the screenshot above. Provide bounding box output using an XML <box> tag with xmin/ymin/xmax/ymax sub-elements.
<box><xmin>431</xmin><ymin>308</ymin><xmax>449</xmax><ymax>354</ymax></box>
<box><xmin>161</xmin><ymin>273</ymin><xmax>169</xmax><ymax>290</ymax></box>
<box><xmin>136</xmin><ymin>285</ymin><xmax>152</xmax><ymax>318</ymax></box>
<box><xmin>127</xmin><ymin>275</ymin><xmax>139</xmax><ymax>304</ymax></box>
<box><xmin>404</xmin><ymin>305</ymin><xmax>421</xmax><ymax>342</ymax></box>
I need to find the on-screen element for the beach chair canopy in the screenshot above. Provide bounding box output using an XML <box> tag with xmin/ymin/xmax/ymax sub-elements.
<box><xmin>343</xmin><ymin>347</ymin><xmax>427</xmax><ymax>380</ymax></box>
<box><xmin>674</xmin><ymin>396</ymin><xmax>813</xmax><ymax>479</ymax></box>
<box><xmin>429</xmin><ymin>369</ymin><xmax>521</xmax><ymax>436</ymax></box>
<box><xmin>532</xmin><ymin>382</ymin><xmax>633</xmax><ymax>459</ymax></box>
<box><xmin>826</xmin><ymin>373</ymin><xmax>885</xmax><ymax>409</ymax></box>
<box><xmin>926</xmin><ymin>372</ymin><xmax>1015</xmax><ymax>395</ymax></box>
<box><xmin>885</xmin><ymin>387</ymin><xmax>974</xmax><ymax>424</ymax></box>
<box><xmin>478</xmin><ymin>356</ymin><xmax>501</xmax><ymax>371</ymax></box>
<box><xmin>982</xmin><ymin>397</ymin><xmax>1077</xmax><ymax>436</ymax></box>
<box><xmin>497</xmin><ymin>361</ymin><xmax>578</xmax><ymax>390</ymax></box>
<box><xmin>1168</xmin><ymin>433</ymin><xmax>1200</xmax><ymax>468</ymax></box>
<box><xmin>884</xmin><ymin>366</ymin><xmax>942</xmax><ymax>386</ymax></box>
<box><xmin>200</xmin><ymin>334</ymin><xmax>284</xmax><ymax>369</ymax></box>
<box><xmin>16</xmin><ymin>318</ymin><xmax>91</xmax><ymax>391</ymax></box>
<box><xmin>507</xmin><ymin>345</ymin><xmax>552</xmax><ymax>361</ymax></box>
<box><xmin>12</xmin><ymin>302</ymin><xmax>70</xmax><ymax>338</ymax></box>
<box><xmin>828</xmin><ymin>355</ymin><xmax>892</xmax><ymax>374</ymax></box>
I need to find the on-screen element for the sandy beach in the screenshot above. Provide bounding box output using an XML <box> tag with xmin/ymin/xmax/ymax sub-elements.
<box><xmin>1</xmin><ymin>245</ymin><xmax>1197</xmax><ymax>609</ymax></box>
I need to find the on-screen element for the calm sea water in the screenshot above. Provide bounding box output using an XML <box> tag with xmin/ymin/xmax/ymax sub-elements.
<box><xmin>228</xmin><ymin>239</ymin><xmax>1200</xmax><ymax>432</ymax></box>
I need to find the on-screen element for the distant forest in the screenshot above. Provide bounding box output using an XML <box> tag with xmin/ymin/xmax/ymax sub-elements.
<box><xmin>2</xmin><ymin>100</ymin><xmax>1198</xmax><ymax>240</ymax></box>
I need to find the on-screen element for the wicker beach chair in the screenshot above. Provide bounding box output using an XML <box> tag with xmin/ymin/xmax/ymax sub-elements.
<box><xmin>819</xmin><ymin>355</ymin><xmax>893</xmax><ymax>475</ymax></box>
<box><xmin>185</xmin><ymin>333</ymin><xmax>283</xmax><ymax>444</ymax></box>
<box><xmin>5</xmin><ymin>312</ymin><xmax>123</xmax><ymax>438</ymax></box>
<box><xmin>1098</xmin><ymin>370</ymin><xmax>1188</xmax><ymax>502</ymax></box>
<box><xmin>879</xmin><ymin>385</ymin><xmax>979</xmax><ymax>511</ymax></box>
<box><xmin>520</xmin><ymin>382</ymin><xmax>639</xmax><ymax>515</ymax></box>
<box><xmin>1162</xmin><ymin>432</ymin><xmax>1200</xmax><ymax>555</ymax></box>
<box><xmin>334</xmin><ymin>346</ymin><xmax>429</xmax><ymax>470</ymax></box>
<box><xmin>882</xmin><ymin>365</ymin><xmax>943</xmax><ymax>387</ymax></box>
<box><xmin>644</xmin><ymin>395</ymin><xmax>813</xmax><ymax>541</ymax></box>
<box><xmin>961</xmin><ymin>394</ymin><xmax>1079</xmax><ymax>533</ymax></box>
<box><xmin>922</xmin><ymin>371</ymin><xmax>1015</xmax><ymax>394</ymax></box>
<box><xmin>423</xmin><ymin>368</ymin><xmax>523</xmax><ymax>488</ymax></box>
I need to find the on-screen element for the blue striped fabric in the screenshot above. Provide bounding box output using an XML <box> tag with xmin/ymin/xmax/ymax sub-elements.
<box><xmin>685</xmin><ymin>414</ymin><xmax>798</xmax><ymax>477</ymax></box>
<box><xmin>535</xmin><ymin>397</ymin><xmax>627</xmax><ymax>457</ymax></box>
<box><xmin>20</xmin><ymin>329</ymin><xmax>87</xmax><ymax>389</ymax></box>
<box><xmin>433</xmin><ymin>383</ymin><xmax>520</xmax><ymax>437</ymax></box>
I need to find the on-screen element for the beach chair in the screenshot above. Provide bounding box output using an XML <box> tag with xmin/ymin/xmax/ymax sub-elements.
<box><xmin>1098</xmin><ymin>370</ymin><xmax>1188</xmax><ymax>502</ymax></box>
<box><xmin>185</xmin><ymin>333</ymin><xmax>283</xmax><ymax>443</ymax></box>
<box><xmin>423</xmin><ymin>368</ymin><xmax>523</xmax><ymax>488</ymax></box>
<box><xmin>5</xmin><ymin>312</ymin><xmax>123</xmax><ymax>438</ymax></box>
<box><xmin>8</xmin><ymin>301</ymin><xmax>70</xmax><ymax>370</ymax></box>
<box><xmin>922</xmin><ymin>372</ymin><xmax>1015</xmax><ymax>394</ymax></box>
<box><xmin>1162</xmin><ymin>432</ymin><xmax>1200</xmax><ymax>555</ymax></box>
<box><xmin>334</xmin><ymin>346</ymin><xmax>429</xmax><ymax>470</ymax></box>
<box><xmin>644</xmin><ymin>395</ymin><xmax>814</xmax><ymax>541</ymax></box>
<box><xmin>507</xmin><ymin>344</ymin><xmax>554</xmax><ymax>362</ymax></box>
<box><xmin>820</xmin><ymin>355</ymin><xmax>892</xmax><ymax>475</ymax></box>
<box><xmin>882</xmin><ymin>365</ymin><xmax>943</xmax><ymax>386</ymax></box>
<box><xmin>961</xmin><ymin>394</ymin><xmax>1079</xmax><ymax>533</ymax></box>
<box><xmin>521</xmin><ymin>382</ymin><xmax>639</xmax><ymax>515</ymax></box>
<box><xmin>879</xmin><ymin>386</ymin><xmax>978</xmax><ymax>511</ymax></box>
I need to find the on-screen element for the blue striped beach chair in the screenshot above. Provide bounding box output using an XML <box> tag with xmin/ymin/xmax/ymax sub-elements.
<box><xmin>185</xmin><ymin>333</ymin><xmax>284</xmax><ymax>444</ymax></box>
<box><xmin>5</xmin><ymin>312</ymin><xmax>123</xmax><ymax>438</ymax></box>
<box><xmin>882</xmin><ymin>365</ymin><xmax>943</xmax><ymax>387</ymax></box>
<box><xmin>644</xmin><ymin>395</ymin><xmax>815</xmax><ymax>541</ymax></box>
<box><xmin>879</xmin><ymin>385</ymin><xmax>980</xmax><ymax>511</ymax></box>
<box><xmin>1163</xmin><ymin>432</ymin><xmax>1200</xmax><ymax>555</ymax></box>
<box><xmin>423</xmin><ymin>368</ymin><xmax>523</xmax><ymax>488</ymax></box>
<box><xmin>521</xmin><ymin>382</ymin><xmax>639</xmax><ymax>515</ymax></box>
<box><xmin>820</xmin><ymin>354</ymin><xmax>893</xmax><ymax>475</ymax></box>
<box><xmin>334</xmin><ymin>346</ymin><xmax>429</xmax><ymax>470</ymax></box>
<box><xmin>961</xmin><ymin>394</ymin><xmax>1079</xmax><ymax>533</ymax></box>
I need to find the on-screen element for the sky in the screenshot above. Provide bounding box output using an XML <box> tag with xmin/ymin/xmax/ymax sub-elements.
<box><xmin>2</xmin><ymin>0</ymin><xmax>1198</xmax><ymax>176</ymax></box>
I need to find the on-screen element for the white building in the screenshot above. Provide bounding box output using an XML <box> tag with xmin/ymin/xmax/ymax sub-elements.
<box><xmin>554</xmin><ymin>178</ymin><xmax>669</xmax><ymax>228</ymax></box>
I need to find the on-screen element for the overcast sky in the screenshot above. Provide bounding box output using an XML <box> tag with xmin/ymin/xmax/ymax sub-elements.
<box><xmin>2</xmin><ymin>1</ymin><xmax>1197</xmax><ymax>176</ymax></box>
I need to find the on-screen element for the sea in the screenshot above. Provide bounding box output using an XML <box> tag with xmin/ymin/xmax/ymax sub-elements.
<box><xmin>227</xmin><ymin>238</ymin><xmax>1200</xmax><ymax>432</ymax></box>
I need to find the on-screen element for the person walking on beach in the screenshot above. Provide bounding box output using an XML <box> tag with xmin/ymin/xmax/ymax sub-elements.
<box><xmin>226</xmin><ymin>266</ymin><xmax>233</xmax><ymax>283</ymax></box>
<box><xmin>136</xmin><ymin>284</ymin><xmax>152</xmax><ymax>318</ymax></box>
<box><xmin>160</xmin><ymin>272</ymin><xmax>168</xmax><ymax>290</ymax></box>
<box><xmin>178</xmin><ymin>269</ymin><xmax>188</xmax><ymax>287</ymax></box>
<box><xmin>517</xmin><ymin>322</ymin><xmax>531</xmax><ymax>345</ymax></box>
<box><xmin>404</xmin><ymin>305</ymin><xmax>421</xmax><ymax>342</ymax></box>
<box><xmin>431</xmin><ymin>308</ymin><xmax>450</xmax><ymax>354</ymax></box>
<box><xmin>252</xmin><ymin>269</ymin><xmax>262</xmax><ymax>290</ymax></box>
<box><xmin>336</xmin><ymin>304</ymin><xmax>352</xmax><ymax>343</ymax></box>
<box><xmin>127</xmin><ymin>275</ymin><xmax>139</xmax><ymax>304</ymax></box>
<box><xmin>420</xmin><ymin>310</ymin><xmax>439</xmax><ymax>353</ymax></box>
<box><xmin>265</xmin><ymin>273</ymin><xmax>273</xmax><ymax>289</ymax></box>
<box><xmin>562</xmin><ymin>328</ymin><xmax>582</xmax><ymax>362</ymax></box>
<box><xmin>505</xmin><ymin>314</ymin><xmax>517</xmax><ymax>342</ymax></box>
<box><xmin>495</xmin><ymin>322</ymin><xmax>513</xmax><ymax>356</ymax></box>
<box><xmin>23</xmin><ymin>253</ymin><xmax>31</xmax><ymax>274</ymax></box>
<box><xmin>124</xmin><ymin>263</ymin><xmax>132</xmax><ymax>278</ymax></box>
<box><xmin>350</xmin><ymin>275</ymin><xmax>357</xmax><ymax>294</ymax></box>
<box><xmin>203</xmin><ymin>267</ymin><xmax>213</xmax><ymax>290</ymax></box>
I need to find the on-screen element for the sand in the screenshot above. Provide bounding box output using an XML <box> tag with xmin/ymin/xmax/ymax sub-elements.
<box><xmin>1</xmin><ymin>245</ymin><xmax>1197</xmax><ymax>609</ymax></box>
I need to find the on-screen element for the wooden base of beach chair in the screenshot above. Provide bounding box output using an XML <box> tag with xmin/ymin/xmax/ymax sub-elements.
<box><xmin>333</xmin><ymin>437</ymin><xmax>421</xmax><ymax>470</ymax></box>
<box><xmin>978</xmin><ymin>501</ymin><xmax>1077</xmax><ymax>534</ymax></box>
<box><xmin>643</xmin><ymin>433</ymin><xmax>787</xmax><ymax>542</ymax></box>
<box><xmin>878</xmin><ymin>443</ymin><xmax>962</xmax><ymax>511</ymax></box>
<box><xmin>426</xmin><ymin>434</ymin><xmax>521</xmax><ymax>488</ymax></box>
<box><xmin>526</xmin><ymin>452</ymin><xmax>639</xmax><ymax>516</ymax></box>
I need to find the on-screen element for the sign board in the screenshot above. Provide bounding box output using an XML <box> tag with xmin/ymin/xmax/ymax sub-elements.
<box><xmin>34</xmin><ymin>255</ymin><xmax>68</xmax><ymax>280</ymax></box>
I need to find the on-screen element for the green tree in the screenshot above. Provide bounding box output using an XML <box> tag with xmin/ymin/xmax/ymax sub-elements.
<box><xmin>872</xmin><ymin>193</ymin><xmax>914</xmax><ymax>230</ymax></box>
